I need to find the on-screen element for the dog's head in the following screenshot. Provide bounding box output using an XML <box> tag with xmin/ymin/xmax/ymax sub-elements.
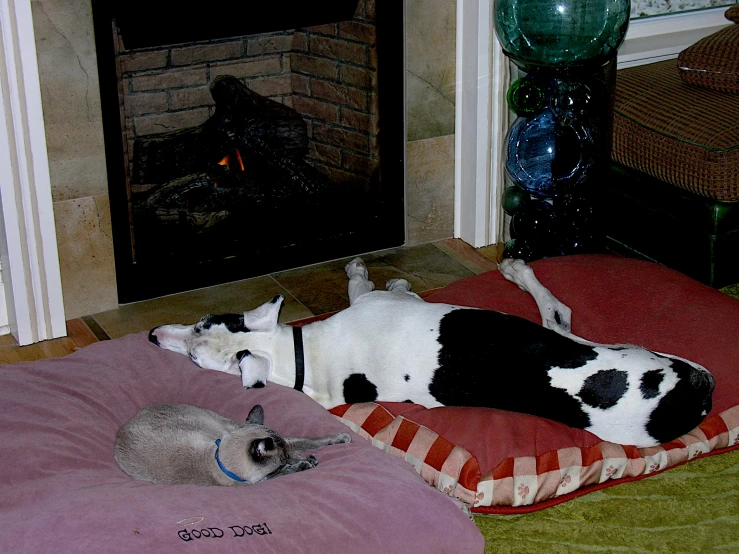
<box><xmin>218</xmin><ymin>404</ymin><xmax>291</xmax><ymax>484</ymax></box>
<box><xmin>148</xmin><ymin>295</ymin><xmax>284</xmax><ymax>388</ymax></box>
<box><xmin>549</xmin><ymin>347</ymin><xmax>715</xmax><ymax>446</ymax></box>
<box><xmin>642</xmin><ymin>354</ymin><xmax>715</xmax><ymax>444</ymax></box>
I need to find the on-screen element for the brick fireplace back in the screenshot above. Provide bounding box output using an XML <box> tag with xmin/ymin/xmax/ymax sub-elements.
<box><xmin>92</xmin><ymin>0</ymin><xmax>405</xmax><ymax>303</ymax></box>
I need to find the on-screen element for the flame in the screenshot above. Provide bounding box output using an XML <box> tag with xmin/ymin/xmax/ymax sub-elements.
<box><xmin>218</xmin><ymin>149</ymin><xmax>245</xmax><ymax>172</ymax></box>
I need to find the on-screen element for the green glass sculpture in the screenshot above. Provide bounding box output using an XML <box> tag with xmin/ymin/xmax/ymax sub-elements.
<box><xmin>494</xmin><ymin>0</ymin><xmax>630</xmax><ymax>72</ymax></box>
<box><xmin>495</xmin><ymin>0</ymin><xmax>630</xmax><ymax>262</ymax></box>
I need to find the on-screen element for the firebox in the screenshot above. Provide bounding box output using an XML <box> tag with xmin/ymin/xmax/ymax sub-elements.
<box><xmin>92</xmin><ymin>0</ymin><xmax>405</xmax><ymax>303</ymax></box>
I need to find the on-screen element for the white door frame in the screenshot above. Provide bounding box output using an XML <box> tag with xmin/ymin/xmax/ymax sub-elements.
<box><xmin>454</xmin><ymin>0</ymin><xmax>509</xmax><ymax>248</ymax></box>
<box><xmin>0</xmin><ymin>0</ymin><xmax>66</xmax><ymax>345</ymax></box>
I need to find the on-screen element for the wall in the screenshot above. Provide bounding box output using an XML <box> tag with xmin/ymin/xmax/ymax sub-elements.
<box><xmin>31</xmin><ymin>0</ymin><xmax>118</xmax><ymax>319</ymax></box>
<box><xmin>405</xmin><ymin>0</ymin><xmax>456</xmax><ymax>246</ymax></box>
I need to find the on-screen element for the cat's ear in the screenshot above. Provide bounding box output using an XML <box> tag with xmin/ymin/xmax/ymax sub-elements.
<box><xmin>246</xmin><ymin>404</ymin><xmax>265</xmax><ymax>425</ymax></box>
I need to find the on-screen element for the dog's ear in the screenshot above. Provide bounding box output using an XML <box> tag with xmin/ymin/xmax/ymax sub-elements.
<box><xmin>237</xmin><ymin>350</ymin><xmax>271</xmax><ymax>389</ymax></box>
<box><xmin>246</xmin><ymin>404</ymin><xmax>265</xmax><ymax>425</ymax></box>
<box><xmin>243</xmin><ymin>295</ymin><xmax>284</xmax><ymax>332</ymax></box>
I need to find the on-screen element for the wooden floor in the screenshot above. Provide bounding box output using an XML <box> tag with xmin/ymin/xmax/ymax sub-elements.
<box><xmin>0</xmin><ymin>318</ymin><xmax>102</xmax><ymax>365</ymax></box>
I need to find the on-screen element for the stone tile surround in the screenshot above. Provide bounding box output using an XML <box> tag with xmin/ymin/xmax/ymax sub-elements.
<box><xmin>32</xmin><ymin>0</ymin><xmax>458</xmax><ymax>320</ymax></box>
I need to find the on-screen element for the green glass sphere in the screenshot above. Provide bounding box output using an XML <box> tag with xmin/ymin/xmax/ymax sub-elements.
<box><xmin>502</xmin><ymin>184</ymin><xmax>530</xmax><ymax>215</ymax></box>
<box><xmin>494</xmin><ymin>0</ymin><xmax>630</xmax><ymax>71</ymax></box>
<box><xmin>506</xmin><ymin>77</ymin><xmax>547</xmax><ymax>116</ymax></box>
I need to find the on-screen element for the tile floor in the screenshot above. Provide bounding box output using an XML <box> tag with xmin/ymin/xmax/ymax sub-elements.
<box><xmin>88</xmin><ymin>238</ymin><xmax>499</xmax><ymax>340</ymax></box>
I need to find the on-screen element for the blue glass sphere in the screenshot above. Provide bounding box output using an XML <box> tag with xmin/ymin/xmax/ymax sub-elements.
<box><xmin>549</xmin><ymin>79</ymin><xmax>593</xmax><ymax>123</ymax></box>
<box><xmin>554</xmin><ymin>194</ymin><xmax>594</xmax><ymax>232</ymax></box>
<box><xmin>505</xmin><ymin>108</ymin><xmax>594</xmax><ymax>198</ymax></box>
<box><xmin>510</xmin><ymin>198</ymin><xmax>555</xmax><ymax>245</ymax></box>
<box><xmin>559</xmin><ymin>233</ymin><xmax>599</xmax><ymax>256</ymax></box>
<box><xmin>502</xmin><ymin>238</ymin><xmax>541</xmax><ymax>262</ymax></box>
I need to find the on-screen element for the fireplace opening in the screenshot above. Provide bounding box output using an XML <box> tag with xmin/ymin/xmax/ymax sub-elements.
<box><xmin>92</xmin><ymin>0</ymin><xmax>405</xmax><ymax>303</ymax></box>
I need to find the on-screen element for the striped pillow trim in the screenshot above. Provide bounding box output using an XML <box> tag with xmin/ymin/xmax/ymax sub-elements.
<box><xmin>330</xmin><ymin>404</ymin><xmax>481</xmax><ymax>506</ymax></box>
<box><xmin>331</xmin><ymin>403</ymin><xmax>739</xmax><ymax>512</ymax></box>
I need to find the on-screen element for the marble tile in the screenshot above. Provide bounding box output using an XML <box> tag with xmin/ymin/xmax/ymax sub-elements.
<box><xmin>32</xmin><ymin>0</ymin><xmax>108</xmax><ymax>201</ymax></box>
<box><xmin>272</xmin><ymin>242</ymin><xmax>475</xmax><ymax>314</ymax></box>
<box><xmin>91</xmin><ymin>277</ymin><xmax>313</xmax><ymax>339</ymax></box>
<box><xmin>406</xmin><ymin>135</ymin><xmax>455</xmax><ymax>246</ymax></box>
<box><xmin>406</xmin><ymin>0</ymin><xmax>456</xmax><ymax>141</ymax></box>
<box><xmin>406</xmin><ymin>75</ymin><xmax>456</xmax><ymax>142</ymax></box>
<box><xmin>53</xmin><ymin>195</ymin><xmax>118</xmax><ymax>320</ymax></box>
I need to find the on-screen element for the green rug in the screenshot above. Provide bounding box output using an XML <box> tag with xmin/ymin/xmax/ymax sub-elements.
<box><xmin>473</xmin><ymin>285</ymin><xmax>739</xmax><ymax>553</ymax></box>
<box><xmin>473</xmin><ymin>449</ymin><xmax>739</xmax><ymax>553</ymax></box>
<box><xmin>721</xmin><ymin>283</ymin><xmax>739</xmax><ymax>300</ymax></box>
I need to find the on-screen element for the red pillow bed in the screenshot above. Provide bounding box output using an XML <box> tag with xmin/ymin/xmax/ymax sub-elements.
<box><xmin>329</xmin><ymin>254</ymin><xmax>739</xmax><ymax>514</ymax></box>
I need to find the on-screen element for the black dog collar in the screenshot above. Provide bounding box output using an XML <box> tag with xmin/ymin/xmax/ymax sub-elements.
<box><xmin>293</xmin><ymin>326</ymin><xmax>305</xmax><ymax>392</ymax></box>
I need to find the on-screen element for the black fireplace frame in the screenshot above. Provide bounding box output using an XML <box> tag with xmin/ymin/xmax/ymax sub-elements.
<box><xmin>91</xmin><ymin>1</ymin><xmax>406</xmax><ymax>303</ymax></box>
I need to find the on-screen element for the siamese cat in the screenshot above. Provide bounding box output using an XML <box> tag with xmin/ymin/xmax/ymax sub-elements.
<box><xmin>115</xmin><ymin>403</ymin><xmax>351</xmax><ymax>486</ymax></box>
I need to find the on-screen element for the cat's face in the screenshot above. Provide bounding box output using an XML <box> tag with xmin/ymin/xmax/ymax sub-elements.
<box><xmin>215</xmin><ymin>404</ymin><xmax>289</xmax><ymax>484</ymax></box>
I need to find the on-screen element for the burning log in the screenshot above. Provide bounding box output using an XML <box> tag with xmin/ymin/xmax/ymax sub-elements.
<box><xmin>130</xmin><ymin>75</ymin><xmax>356</xmax><ymax>241</ymax></box>
<box><xmin>131</xmin><ymin>75</ymin><xmax>310</xmax><ymax>186</ymax></box>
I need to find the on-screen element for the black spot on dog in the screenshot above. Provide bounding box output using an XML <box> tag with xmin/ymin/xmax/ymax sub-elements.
<box><xmin>429</xmin><ymin>309</ymin><xmax>593</xmax><ymax>430</ymax></box>
<box><xmin>343</xmin><ymin>373</ymin><xmax>378</xmax><ymax>404</ymax></box>
<box><xmin>148</xmin><ymin>328</ymin><xmax>160</xmax><ymax>346</ymax></box>
<box><xmin>404</xmin><ymin>374</ymin><xmax>410</xmax><ymax>382</ymax></box>
<box><xmin>403</xmin><ymin>399</ymin><xmax>414</xmax><ymax>403</ymax></box>
<box><xmin>640</xmin><ymin>369</ymin><xmax>664</xmax><ymax>399</ymax></box>
<box><xmin>252</xmin><ymin>381</ymin><xmax>265</xmax><ymax>389</ymax></box>
<box><xmin>236</xmin><ymin>349</ymin><xmax>251</xmax><ymax>362</ymax></box>
<box><xmin>578</xmin><ymin>369</ymin><xmax>629</xmax><ymax>409</ymax></box>
<box><xmin>646</xmin><ymin>359</ymin><xmax>715</xmax><ymax>444</ymax></box>
<box><xmin>201</xmin><ymin>314</ymin><xmax>248</xmax><ymax>333</ymax></box>
<box><xmin>610</xmin><ymin>347</ymin><xmax>627</xmax><ymax>351</ymax></box>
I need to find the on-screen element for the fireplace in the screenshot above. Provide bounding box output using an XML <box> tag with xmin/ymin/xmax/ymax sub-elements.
<box><xmin>92</xmin><ymin>0</ymin><xmax>405</xmax><ymax>303</ymax></box>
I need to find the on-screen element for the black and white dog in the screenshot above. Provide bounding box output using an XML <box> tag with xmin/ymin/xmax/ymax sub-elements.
<box><xmin>149</xmin><ymin>258</ymin><xmax>715</xmax><ymax>448</ymax></box>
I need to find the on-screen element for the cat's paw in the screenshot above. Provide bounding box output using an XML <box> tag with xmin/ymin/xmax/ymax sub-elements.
<box><xmin>333</xmin><ymin>433</ymin><xmax>351</xmax><ymax>444</ymax></box>
<box><xmin>296</xmin><ymin>455</ymin><xmax>318</xmax><ymax>471</ymax></box>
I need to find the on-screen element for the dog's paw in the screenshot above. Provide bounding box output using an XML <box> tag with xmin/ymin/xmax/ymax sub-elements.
<box><xmin>497</xmin><ymin>258</ymin><xmax>530</xmax><ymax>290</ymax></box>
<box><xmin>345</xmin><ymin>257</ymin><xmax>369</xmax><ymax>279</ymax></box>
<box><xmin>386</xmin><ymin>278</ymin><xmax>411</xmax><ymax>292</ymax></box>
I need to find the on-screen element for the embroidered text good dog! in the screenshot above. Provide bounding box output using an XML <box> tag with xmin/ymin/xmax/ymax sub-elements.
<box><xmin>149</xmin><ymin>259</ymin><xmax>715</xmax><ymax>448</ymax></box>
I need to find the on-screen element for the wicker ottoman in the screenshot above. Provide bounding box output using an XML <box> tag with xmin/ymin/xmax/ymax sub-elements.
<box><xmin>598</xmin><ymin>59</ymin><xmax>739</xmax><ymax>288</ymax></box>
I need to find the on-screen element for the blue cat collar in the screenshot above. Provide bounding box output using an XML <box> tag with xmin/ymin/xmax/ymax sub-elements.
<box><xmin>214</xmin><ymin>439</ymin><xmax>248</xmax><ymax>483</ymax></box>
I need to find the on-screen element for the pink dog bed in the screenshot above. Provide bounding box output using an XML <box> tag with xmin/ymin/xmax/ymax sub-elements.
<box><xmin>0</xmin><ymin>333</ymin><xmax>483</xmax><ymax>552</ymax></box>
<box><xmin>330</xmin><ymin>254</ymin><xmax>739</xmax><ymax>513</ymax></box>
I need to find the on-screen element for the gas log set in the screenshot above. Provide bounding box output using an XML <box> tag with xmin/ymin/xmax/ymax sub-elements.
<box><xmin>132</xmin><ymin>75</ymin><xmax>371</xmax><ymax>263</ymax></box>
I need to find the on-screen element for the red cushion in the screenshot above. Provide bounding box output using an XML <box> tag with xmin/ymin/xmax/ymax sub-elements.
<box><xmin>330</xmin><ymin>254</ymin><xmax>739</xmax><ymax>513</ymax></box>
